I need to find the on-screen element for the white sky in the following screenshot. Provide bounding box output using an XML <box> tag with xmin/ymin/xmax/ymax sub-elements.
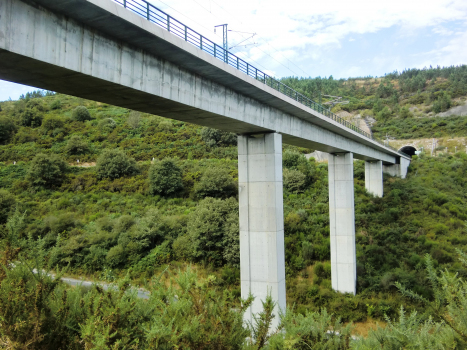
<box><xmin>1</xmin><ymin>0</ymin><xmax>467</xmax><ymax>101</ymax></box>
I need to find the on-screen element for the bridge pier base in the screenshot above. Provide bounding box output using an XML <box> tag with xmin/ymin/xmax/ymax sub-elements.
<box><xmin>383</xmin><ymin>157</ymin><xmax>410</xmax><ymax>179</ymax></box>
<box><xmin>328</xmin><ymin>153</ymin><xmax>356</xmax><ymax>295</ymax></box>
<box><xmin>365</xmin><ymin>160</ymin><xmax>383</xmax><ymax>197</ymax></box>
<box><xmin>238</xmin><ymin>133</ymin><xmax>286</xmax><ymax>331</ymax></box>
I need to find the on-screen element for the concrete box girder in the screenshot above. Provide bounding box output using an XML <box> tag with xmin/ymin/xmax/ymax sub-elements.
<box><xmin>0</xmin><ymin>0</ymin><xmax>409</xmax><ymax>163</ymax></box>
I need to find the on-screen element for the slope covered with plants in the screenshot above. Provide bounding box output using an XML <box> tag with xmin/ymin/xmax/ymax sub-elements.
<box><xmin>1</xmin><ymin>65</ymin><xmax>467</xmax><ymax>347</ymax></box>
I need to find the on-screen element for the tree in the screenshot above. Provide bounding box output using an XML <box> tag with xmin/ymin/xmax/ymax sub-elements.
<box><xmin>26</xmin><ymin>153</ymin><xmax>68</xmax><ymax>188</ymax></box>
<box><xmin>72</xmin><ymin>106</ymin><xmax>92</xmax><ymax>122</ymax></box>
<box><xmin>0</xmin><ymin>117</ymin><xmax>17</xmax><ymax>144</ymax></box>
<box><xmin>148</xmin><ymin>159</ymin><xmax>183</xmax><ymax>196</ymax></box>
<box><xmin>65</xmin><ymin>135</ymin><xmax>89</xmax><ymax>155</ymax></box>
<box><xmin>193</xmin><ymin>168</ymin><xmax>237</xmax><ymax>199</ymax></box>
<box><xmin>95</xmin><ymin>149</ymin><xmax>139</xmax><ymax>180</ymax></box>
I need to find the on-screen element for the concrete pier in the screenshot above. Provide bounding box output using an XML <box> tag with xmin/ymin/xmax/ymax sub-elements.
<box><xmin>238</xmin><ymin>133</ymin><xmax>286</xmax><ymax>330</ymax></box>
<box><xmin>328</xmin><ymin>153</ymin><xmax>356</xmax><ymax>295</ymax></box>
<box><xmin>365</xmin><ymin>160</ymin><xmax>383</xmax><ymax>197</ymax></box>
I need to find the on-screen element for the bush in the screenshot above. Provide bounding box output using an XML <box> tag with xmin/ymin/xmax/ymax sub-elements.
<box><xmin>50</xmin><ymin>99</ymin><xmax>62</xmax><ymax>110</ymax></box>
<box><xmin>0</xmin><ymin>189</ymin><xmax>16</xmax><ymax>224</ymax></box>
<box><xmin>26</xmin><ymin>153</ymin><xmax>68</xmax><ymax>188</ymax></box>
<box><xmin>187</xmin><ymin>197</ymin><xmax>239</xmax><ymax>266</ymax></box>
<box><xmin>106</xmin><ymin>244</ymin><xmax>126</xmax><ymax>268</ymax></box>
<box><xmin>193</xmin><ymin>168</ymin><xmax>237</xmax><ymax>199</ymax></box>
<box><xmin>42</xmin><ymin>116</ymin><xmax>65</xmax><ymax>132</ymax></box>
<box><xmin>127</xmin><ymin>111</ymin><xmax>141</xmax><ymax>129</ymax></box>
<box><xmin>65</xmin><ymin>135</ymin><xmax>89</xmax><ymax>155</ymax></box>
<box><xmin>98</xmin><ymin>117</ymin><xmax>117</xmax><ymax>132</ymax></box>
<box><xmin>283</xmin><ymin>168</ymin><xmax>307</xmax><ymax>193</ymax></box>
<box><xmin>20</xmin><ymin>107</ymin><xmax>43</xmax><ymax>127</ymax></box>
<box><xmin>400</xmin><ymin>106</ymin><xmax>413</xmax><ymax>119</ymax></box>
<box><xmin>72</xmin><ymin>106</ymin><xmax>91</xmax><ymax>122</ymax></box>
<box><xmin>148</xmin><ymin>159</ymin><xmax>183</xmax><ymax>196</ymax></box>
<box><xmin>0</xmin><ymin>117</ymin><xmax>17</xmax><ymax>144</ymax></box>
<box><xmin>200</xmin><ymin>127</ymin><xmax>237</xmax><ymax>147</ymax></box>
<box><xmin>95</xmin><ymin>149</ymin><xmax>139</xmax><ymax>180</ymax></box>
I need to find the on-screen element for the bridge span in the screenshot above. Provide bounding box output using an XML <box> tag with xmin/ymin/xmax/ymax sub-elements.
<box><xmin>0</xmin><ymin>0</ymin><xmax>410</xmax><ymax>330</ymax></box>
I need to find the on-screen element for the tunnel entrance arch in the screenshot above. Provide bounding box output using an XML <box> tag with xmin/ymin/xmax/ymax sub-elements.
<box><xmin>399</xmin><ymin>145</ymin><xmax>417</xmax><ymax>157</ymax></box>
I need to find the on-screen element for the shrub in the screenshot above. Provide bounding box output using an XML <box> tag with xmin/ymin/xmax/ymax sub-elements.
<box><xmin>42</xmin><ymin>115</ymin><xmax>65</xmax><ymax>132</ymax></box>
<box><xmin>96</xmin><ymin>149</ymin><xmax>139</xmax><ymax>179</ymax></box>
<box><xmin>50</xmin><ymin>99</ymin><xmax>62</xmax><ymax>110</ymax></box>
<box><xmin>172</xmin><ymin>235</ymin><xmax>194</xmax><ymax>261</ymax></box>
<box><xmin>187</xmin><ymin>197</ymin><xmax>239</xmax><ymax>266</ymax></box>
<box><xmin>72</xmin><ymin>106</ymin><xmax>91</xmax><ymax>122</ymax></box>
<box><xmin>200</xmin><ymin>127</ymin><xmax>237</xmax><ymax>147</ymax></box>
<box><xmin>26</xmin><ymin>153</ymin><xmax>68</xmax><ymax>188</ymax></box>
<box><xmin>400</xmin><ymin>106</ymin><xmax>413</xmax><ymax>119</ymax></box>
<box><xmin>98</xmin><ymin>117</ymin><xmax>117</xmax><ymax>132</ymax></box>
<box><xmin>65</xmin><ymin>135</ymin><xmax>89</xmax><ymax>155</ymax></box>
<box><xmin>148</xmin><ymin>159</ymin><xmax>183</xmax><ymax>196</ymax></box>
<box><xmin>20</xmin><ymin>107</ymin><xmax>43</xmax><ymax>127</ymax></box>
<box><xmin>127</xmin><ymin>111</ymin><xmax>141</xmax><ymax>129</ymax></box>
<box><xmin>283</xmin><ymin>168</ymin><xmax>307</xmax><ymax>193</ymax></box>
<box><xmin>158</xmin><ymin>120</ymin><xmax>173</xmax><ymax>132</ymax></box>
<box><xmin>0</xmin><ymin>189</ymin><xmax>16</xmax><ymax>224</ymax></box>
<box><xmin>106</xmin><ymin>244</ymin><xmax>126</xmax><ymax>268</ymax></box>
<box><xmin>0</xmin><ymin>117</ymin><xmax>17</xmax><ymax>144</ymax></box>
<box><xmin>193</xmin><ymin>168</ymin><xmax>237</xmax><ymax>199</ymax></box>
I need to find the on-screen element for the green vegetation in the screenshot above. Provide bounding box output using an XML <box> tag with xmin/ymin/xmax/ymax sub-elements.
<box><xmin>96</xmin><ymin>149</ymin><xmax>139</xmax><ymax>180</ymax></box>
<box><xmin>148</xmin><ymin>159</ymin><xmax>183</xmax><ymax>196</ymax></box>
<box><xmin>1</xmin><ymin>65</ymin><xmax>467</xmax><ymax>347</ymax></box>
<box><xmin>281</xmin><ymin>65</ymin><xmax>467</xmax><ymax>140</ymax></box>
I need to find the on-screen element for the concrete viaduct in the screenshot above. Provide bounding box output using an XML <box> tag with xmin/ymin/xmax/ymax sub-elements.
<box><xmin>0</xmin><ymin>0</ymin><xmax>410</xmax><ymax>329</ymax></box>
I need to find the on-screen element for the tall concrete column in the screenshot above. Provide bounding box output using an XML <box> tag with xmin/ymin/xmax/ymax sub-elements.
<box><xmin>328</xmin><ymin>153</ymin><xmax>356</xmax><ymax>295</ymax></box>
<box><xmin>238</xmin><ymin>133</ymin><xmax>286</xmax><ymax>331</ymax></box>
<box><xmin>365</xmin><ymin>160</ymin><xmax>383</xmax><ymax>197</ymax></box>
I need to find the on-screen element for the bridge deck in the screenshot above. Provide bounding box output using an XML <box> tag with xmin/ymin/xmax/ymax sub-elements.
<box><xmin>0</xmin><ymin>0</ymin><xmax>409</xmax><ymax>163</ymax></box>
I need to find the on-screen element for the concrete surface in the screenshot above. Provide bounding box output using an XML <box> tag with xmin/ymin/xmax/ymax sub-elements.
<box><xmin>365</xmin><ymin>161</ymin><xmax>383</xmax><ymax>197</ymax></box>
<box><xmin>0</xmin><ymin>0</ymin><xmax>409</xmax><ymax>163</ymax></box>
<box><xmin>328</xmin><ymin>153</ymin><xmax>356</xmax><ymax>295</ymax></box>
<box><xmin>238</xmin><ymin>133</ymin><xmax>286</xmax><ymax>330</ymax></box>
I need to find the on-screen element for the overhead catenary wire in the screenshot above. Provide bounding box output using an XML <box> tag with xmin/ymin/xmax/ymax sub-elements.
<box><xmin>207</xmin><ymin>0</ymin><xmax>310</xmax><ymax>77</ymax></box>
<box><xmin>182</xmin><ymin>0</ymin><xmax>305</xmax><ymax>77</ymax></box>
<box><xmin>151</xmin><ymin>0</ymin><xmax>276</xmax><ymax>75</ymax></box>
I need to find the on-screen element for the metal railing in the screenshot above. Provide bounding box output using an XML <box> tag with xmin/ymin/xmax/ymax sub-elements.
<box><xmin>113</xmin><ymin>0</ymin><xmax>407</xmax><ymax>157</ymax></box>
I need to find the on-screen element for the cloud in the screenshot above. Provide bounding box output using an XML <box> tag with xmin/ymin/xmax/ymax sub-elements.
<box><xmin>149</xmin><ymin>0</ymin><xmax>467</xmax><ymax>76</ymax></box>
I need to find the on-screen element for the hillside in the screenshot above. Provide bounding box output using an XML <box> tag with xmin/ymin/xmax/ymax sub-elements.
<box><xmin>1</xmin><ymin>65</ymin><xmax>467</xmax><ymax>347</ymax></box>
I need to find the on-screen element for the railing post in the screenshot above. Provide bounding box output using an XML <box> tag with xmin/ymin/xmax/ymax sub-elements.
<box><xmin>200</xmin><ymin>36</ymin><xmax>203</xmax><ymax>50</ymax></box>
<box><xmin>123</xmin><ymin>0</ymin><xmax>126</xmax><ymax>8</ymax></box>
<box><xmin>185</xmin><ymin>26</ymin><xmax>187</xmax><ymax>41</ymax></box>
<box><xmin>237</xmin><ymin>57</ymin><xmax>239</xmax><ymax>70</ymax></box>
<box><xmin>247</xmin><ymin>63</ymin><xmax>249</xmax><ymax>76</ymax></box>
<box><xmin>147</xmin><ymin>3</ymin><xmax>150</xmax><ymax>20</ymax></box>
<box><xmin>256</xmin><ymin>68</ymin><xmax>258</xmax><ymax>80</ymax></box>
<box><xmin>167</xmin><ymin>15</ymin><xmax>170</xmax><ymax>31</ymax></box>
<box><xmin>213</xmin><ymin>43</ymin><xmax>216</xmax><ymax>57</ymax></box>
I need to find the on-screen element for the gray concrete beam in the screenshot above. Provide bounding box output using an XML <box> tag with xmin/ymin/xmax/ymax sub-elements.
<box><xmin>328</xmin><ymin>153</ymin><xmax>356</xmax><ymax>295</ymax></box>
<box><xmin>238</xmin><ymin>133</ymin><xmax>286</xmax><ymax>331</ymax></box>
<box><xmin>0</xmin><ymin>0</ymin><xmax>407</xmax><ymax>163</ymax></box>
